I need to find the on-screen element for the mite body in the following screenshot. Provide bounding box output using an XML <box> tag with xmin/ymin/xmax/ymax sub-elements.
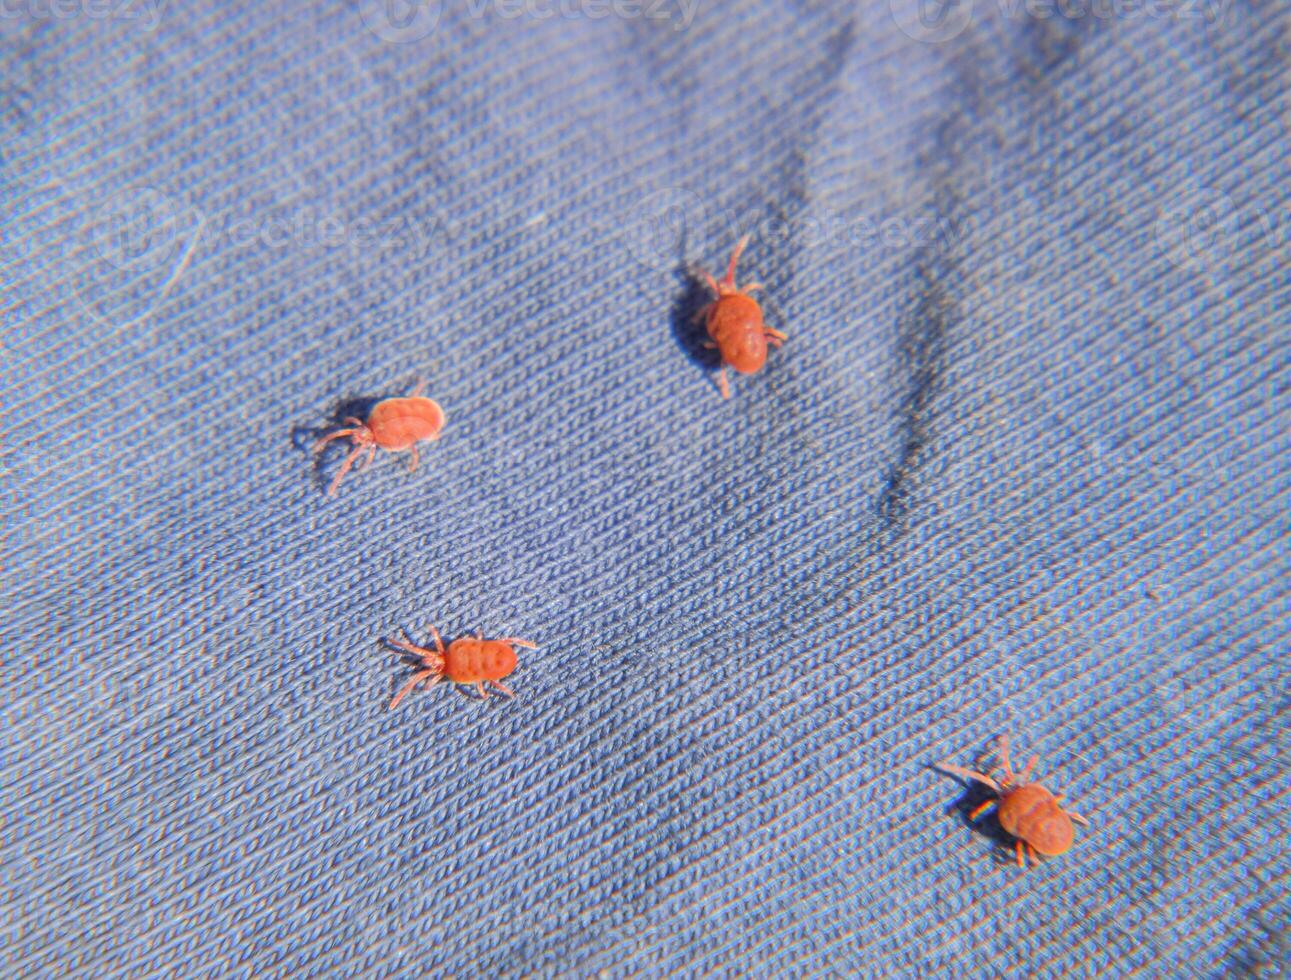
<box><xmin>384</xmin><ymin>626</ymin><xmax>536</xmax><ymax>709</ymax></box>
<box><xmin>698</xmin><ymin>236</ymin><xmax>787</xmax><ymax>398</ymax></box>
<box><xmin>936</xmin><ymin>734</ymin><xmax>1089</xmax><ymax>868</ymax></box>
<box><xmin>313</xmin><ymin>381</ymin><xmax>445</xmax><ymax>497</ymax></box>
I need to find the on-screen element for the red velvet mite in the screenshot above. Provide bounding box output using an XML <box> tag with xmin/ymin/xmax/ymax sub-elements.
<box><xmin>937</xmin><ymin>734</ymin><xmax>1089</xmax><ymax>869</ymax></box>
<box><xmin>313</xmin><ymin>381</ymin><xmax>445</xmax><ymax>497</ymax></box>
<box><xmin>697</xmin><ymin>235</ymin><xmax>788</xmax><ymax>398</ymax></box>
<box><xmin>384</xmin><ymin>626</ymin><xmax>536</xmax><ymax>709</ymax></box>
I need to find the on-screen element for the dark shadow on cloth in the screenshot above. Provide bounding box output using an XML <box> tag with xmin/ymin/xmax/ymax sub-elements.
<box><xmin>878</xmin><ymin>258</ymin><xmax>953</xmax><ymax>527</ymax></box>
<box><xmin>669</xmin><ymin>261</ymin><xmax>719</xmax><ymax>372</ymax></box>
<box><xmin>930</xmin><ymin>762</ymin><xmax>1017</xmax><ymax>865</ymax></box>
<box><xmin>1224</xmin><ymin>919</ymin><xmax>1289</xmax><ymax>977</ymax></box>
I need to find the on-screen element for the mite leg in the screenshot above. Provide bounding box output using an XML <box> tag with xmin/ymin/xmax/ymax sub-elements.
<box><xmin>721</xmin><ymin>234</ymin><xmax>749</xmax><ymax>288</ymax></box>
<box><xmin>407</xmin><ymin>444</ymin><xmax>420</xmax><ymax>473</ymax></box>
<box><xmin>426</xmin><ymin>625</ymin><xmax>446</xmax><ymax>655</ymax></box>
<box><xmin>357</xmin><ymin>443</ymin><xmax>377</xmax><ymax>472</ymax></box>
<box><xmin>936</xmin><ymin>762</ymin><xmax>1002</xmax><ymax>794</ymax></box>
<box><xmin>410</xmin><ymin>378</ymin><xmax>426</xmax><ymax>398</ymax></box>
<box><xmin>389</xmin><ymin>669</ymin><xmax>437</xmax><ymax>710</ymax></box>
<box><xmin>1064</xmin><ymin>805</ymin><xmax>1091</xmax><ymax>827</ymax></box>
<box><xmin>326</xmin><ymin>444</ymin><xmax>367</xmax><ymax>497</ymax></box>
<box><xmin>489</xmin><ymin>680</ymin><xmax>516</xmax><ymax>698</ymax></box>
<box><xmin>1026</xmin><ymin>843</ymin><xmax>1038</xmax><ymax>865</ymax></box>
<box><xmin>429</xmin><ymin>626</ymin><xmax>446</xmax><ymax>655</ymax></box>
<box><xmin>717</xmin><ymin>367</ymin><xmax>730</xmax><ymax>400</ymax></box>
<box><xmin>496</xmin><ymin>637</ymin><xmax>537</xmax><ymax>649</ymax></box>
<box><xmin>742</xmin><ymin>281</ymin><xmax>763</xmax><ymax>293</ymax></box>
<box><xmin>387</xmin><ymin>636</ymin><xmax>433</xmax><ymax>659</ymax></box>
<box><xmin>1019</xmin><ymin>755</ymin><xmax>1039</xmax><ymax>783</ymax></box>
<box><xmin>476</xmin><ymin>682</ymin><xmax>489</xmax><ymax>700</ymax></box>
<box><xmin>766</xmin><ymin>327</ymin><xmax>788</xmax><ymax>340</ymax></box>
<box><xmin>693</xmin><ymin>302</ymin><xmax>713</xmax><ymax>325</ymax></box>
<box><xmin>702</xmin><ymin>272</ymin><xmax>720</xmax><ymax>296</ymax></box>
<box><xmin>999</xmin><ymin>735</ymin><xmax>1016</xmax><ymax>784</ymax></box>
<box><xmin>1015</xmin><ymin>840</ymin><xmax>1026</xmax><ymax>868</ymax></box>
<box><xmin>968</xmin><ymin>799</ymin><xmax>998</xmax><ymax>821</ymax></box>
<box><xmin>700</xmin><ymin>340</ymin><xmax>718</xmax><ymax>349</ymax></box>
<box><xmin>313</xmin><ymin>428</ymin><xmax>356</xmax><ymax>453</ymax></box>
<box><xmin>766</xmin><ymin>336</ymin><xmax>784</xmax><ymax>349</ymax></box>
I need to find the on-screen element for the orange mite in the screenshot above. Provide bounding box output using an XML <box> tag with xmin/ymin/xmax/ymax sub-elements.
<box><xmin>384</xmin><ymin>626</ymin><xmax>536</xmax><ymax>709</ymax></box>
<box><xmin>313</xmin><ymin>381</ymin><xmax>445</xmax><ymax>497</ymax></box>
<box><xmin>936</xmin><ymin>734</ymin><xmax>1089</xmax><ymax>868</ymax></box>
<box><xmin>697</xmin><ymin>235</ymin><xmax>788</xmax><ymax>399</ymax></box>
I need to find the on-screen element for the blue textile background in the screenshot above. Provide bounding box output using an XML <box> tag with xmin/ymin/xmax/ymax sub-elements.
<box><xmin>1</xmin><ymin>0</ymin><xmax>1287</xmax><ymax>975</ymax></box>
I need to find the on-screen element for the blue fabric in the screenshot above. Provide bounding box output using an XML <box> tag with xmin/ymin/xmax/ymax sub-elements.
<box><xmin>2</xmin><ymin>0</ymin><xmax>1287</xmax><ymax>974</ymax></box>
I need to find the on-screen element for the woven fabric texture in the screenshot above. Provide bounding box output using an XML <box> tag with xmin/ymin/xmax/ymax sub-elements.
<box><xmin>2</xmin><ymin>0</ymin><xmax>1287</xmax><ymax>975</ymax></box>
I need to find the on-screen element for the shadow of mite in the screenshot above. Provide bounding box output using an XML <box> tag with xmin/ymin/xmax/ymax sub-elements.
<box><xmin>669</xmin><ymin>260</ymin><xmax>721</xmax><ymax>372</ymax></box>
<box><xmin>289</xmin><ymin>393</ymin><xmax>387</xmax><ymax>494</ymax></box>
<box><xmin>931</xmin><ymin>762</ymin><xmax>1018</xmax><ymax>864</ymax></box>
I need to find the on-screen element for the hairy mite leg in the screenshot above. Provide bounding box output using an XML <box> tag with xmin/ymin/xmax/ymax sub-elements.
<box><xmin>936</xmin><ymin>762</ymin><xmax>1002</xmax><ymax>794</ymax></box>
<box><xmin>1019</xmin><ymin>755</ymin><xmax>1038</xmax><ymax>783</ymax></box>
<box><xmin>390</xmin><ymin>670</ymin><xmax>438</xmax><ymax>710</ymax></box>
<box><xmin>327</xmin><ymin>444</ymin><xmax>368</xmax><ymax>497</ymax></box>
<box><xmin>722</xmin><ymin>235</ymin><xmax>749</xmax><ymax>288</ymax></box>
<box><xmin>387</xmin><ymin>637</ymin><xmax>433</xmax><ymax>659</ymax></box>
<box><xmin>313</xmin><ymin>428</ymin><xmax>358</xmax><ymax>452</ymax></box>
<box><xmin>999</xmin><ymin>735</ymin><xmax>1016</xmax><ymax>784</ymax></box>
